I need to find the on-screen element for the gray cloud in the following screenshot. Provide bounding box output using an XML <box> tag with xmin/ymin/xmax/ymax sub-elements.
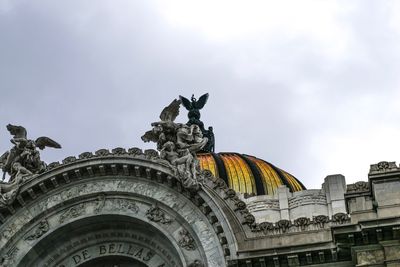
<box><xmin>1</xmin><ymin>0</ymin><xmax>400</xmax><ymax>188</ymax></box>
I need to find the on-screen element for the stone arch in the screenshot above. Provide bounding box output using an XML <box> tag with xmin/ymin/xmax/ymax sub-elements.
<box><xmin>0</xmin><ymin>152</ymin><xmax>241</xmax><ymax>267</ymax></box>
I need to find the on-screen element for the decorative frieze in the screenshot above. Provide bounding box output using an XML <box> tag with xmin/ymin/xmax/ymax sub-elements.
<box><xmin>25</xmin><ymin>220</ymin><xmax>49</xmax><ymax>241</ymax></box>
<box><xmin>59</xmin><ymin>204</ymin><xmax>85</xmax><ymax>223</ymax></box>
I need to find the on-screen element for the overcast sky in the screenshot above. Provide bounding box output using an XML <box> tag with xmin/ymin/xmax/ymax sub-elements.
<box><xmin>1</xmin><ymin>0</ymin><xmax>400</xmax><ymax>188</ymax></box>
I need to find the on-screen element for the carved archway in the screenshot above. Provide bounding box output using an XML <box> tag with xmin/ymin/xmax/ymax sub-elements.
<box><xmin>0</xmin><ymin>153</ymin><xmax>240</xmax><ymax>267</ymax></box>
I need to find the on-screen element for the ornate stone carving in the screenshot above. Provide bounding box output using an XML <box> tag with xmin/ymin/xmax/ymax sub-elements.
<box><xmin>212</xmin><ymin>178</ymin><xmax>228</xmax><ymax>190</ymax></box>
<box><xmin>313</xmin><ymin>215</ymin><xmax>329</xmax><ymax>228</ymax></box>
<box><xmin>25</xmin><ymin>220</ymin><xmax>49</xmax><ymax>241</ymax></box>
<box><xmin>0</xmin><ymin>124</ymin><xmax>61</xmax><ymax>207</ymax></box>
<box><xmin>145</xmin><ymin>204</ymin><xmax>172</xmax><ymax>224</ymax></box>
<box><xmin>224</xmin><ymin>189</ymin><xmax>237</xmax><ymax>199</ymax></box>
<box><xmin>47</xmin><ymin>161</ymin><xmax>60</xmax><ymax>170</ymax></box>
<box><xmin>277</xmin><ymin>219</ymin><xmax>291</xmax><ymax>232</ymax></box>
<box><xmin>59</xmin><ymin>204</ymin><xmax>85</xmax><ymax>223</ymax></box>
<box><xmin>141</xmin><ymin>98</ymin><xmax>208</xmax><ymax>189</ymax></box>
<box><xmin>332</xmin><ymin>212</ymin><xmax>350</xmax><ymax>225</ymax></box>
<box><xmin>78</xmin><ymin>152</ymin><xmax>93</xmax><ymax>159</ymax></box>
<box><xmin>94</xmin><ymin>194</ymin><xmax>106</xmax><ymax>214</ymax></box>
<box><xmin>370</xmin><ymin>161</ymin><xmax>398</xmax><ymax>173</ymax></box>
<box><xmin>112</xmin><ymin>199</ymin><xmax>139</xmax><ymax>213</ymax></box>
<box><xmin>128</xmin><ymin>147</ymin><xmax>143</xmax><ymax>155</ymax></box>
<box><xmin>347</xmin><ymin>181</ymin><xmax>369</xmax><ymax>193</ymax></box>
<box><xmin>144</xmin><ymin>149</ymin><xmax>159</xmax><ymax>159</ymax></box>
<box><xmin>111</xmin><ymin>147</ymin><xmax>126</xmax><ymax>155</ymax></box>
<box><xmin>241</xmin><ymin>210</ymin><xmax>256</xmax><ymax>226</ymax></box>
<box><xmin>294</xmin><ymin>217</ymin><xmax>310</xmax><ymax>230</ymax></box>
<box><xmin>257</xmin><ymin>221</ymin><xmax>274</xmax><ymax>234</ymax></box>
<box><xmin>62</xmin><ymin>156</ymin><xmax>76</xmax><ymax>164</ymax></box>
<box><xmin>178</xmin><ymin>229</ymin><xmax>196</xmax><ymax>250</ymax></box>
<box><xmin>95</xmin><ymin>149</ymin><xmax>110</xmax><ymax>156</ymax></box>
<box><xmin>0</xmin><ymin>246</ymin><xmax>18</xmax><ymax>267</ymax></box>
<box><xmin>188</xmin><ymin>259</ymin><xmax>204</xmax><ymax>267</ymax></box>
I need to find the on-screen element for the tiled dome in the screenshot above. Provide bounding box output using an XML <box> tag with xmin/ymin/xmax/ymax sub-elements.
<box><xmin>197</xmin><ymin>152</ymin><xmax>305</xmax><ymax>195</ymax></box>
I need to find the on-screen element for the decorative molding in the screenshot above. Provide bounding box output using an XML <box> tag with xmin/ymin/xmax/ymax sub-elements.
<box><xmin>288</xmin><ymin>193</ymin><xmax>326</xmax><ymax>209</ymax></box>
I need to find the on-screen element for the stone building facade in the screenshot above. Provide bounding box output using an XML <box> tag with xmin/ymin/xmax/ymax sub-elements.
<box><xmin>0</xmin><ymin>148</ymin><xmax>399</xmax><ymax>267</ymax></box>
<box><xmin>0</xmin><ymin>97</ymin><xmax>399</xmax><ymax>267</ymax></box>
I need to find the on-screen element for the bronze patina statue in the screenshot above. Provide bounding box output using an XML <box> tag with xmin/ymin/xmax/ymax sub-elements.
<box><xmin>180</xmin><ymin>93</ymin><xmax>215</xmax><ymax>152</ymax></box>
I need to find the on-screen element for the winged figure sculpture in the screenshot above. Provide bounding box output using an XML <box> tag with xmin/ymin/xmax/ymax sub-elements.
<box><xmin>1</xmin><ymin>124</ymin><xmax>61</xmax><ymax>181</ymax></box>
<box><xmin>141</xmin><ymin>99</ymin><xmax>182</xmax><ymax>145</ymax></box>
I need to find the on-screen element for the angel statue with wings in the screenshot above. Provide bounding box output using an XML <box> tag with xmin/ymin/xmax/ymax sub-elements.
<box><xmin>0</xmin><ymin>124</ymin><xmax>61</xmax><ymax>207</ymax></box>
<box><xmin>141</xmin><ymin>98</ymin><xmax>208</xmax><ymax>189</ymax></box>
<box><xmin>179</xmin><ymin>93</ymin><xmax>215</xmax><ymax>152</ymax></box>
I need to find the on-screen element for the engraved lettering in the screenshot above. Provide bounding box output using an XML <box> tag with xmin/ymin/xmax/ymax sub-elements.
<box><xmin>143</xmin><ymin>251</ymin><xmax>155</xmax><ymax>261</ymax></box>
<box><xmin>127</xmin><ymin>245</ymin><xmax>135</xmax><ymax>255</ymax></box>
<box><xmin>82</xmin><ymin>249</ymin><xmax>90</xmax><ymax>260</ymax></box>
<box><xmin>72</xmin><ymin>255</ymin><xmax>81</xmax><ymax>264</ymax></box>
<box><xmin>99</xmin><ymin>245</ymin><xmax>107</xmax><ymax>255</ymax></box>
<box><xmin>135</xmin><ymin>248</ymin><xmax>143</xmax><ymax>258</ymax></box>
<box><xmin>117</xmin><ymin>244</ymin><xmax>124</xmax><ymax>253</ymax></box>
<box><xmin>109</xmin><ymin>243</ymin><xmax>116</xmax><ymax>253</ymax></box>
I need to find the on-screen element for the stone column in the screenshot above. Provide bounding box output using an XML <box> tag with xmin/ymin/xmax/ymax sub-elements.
<box><xmin>278</xmin><ymin>186</ymin><xmax>290</xmax><ymax>220</ymax></box>
<box><xmin>323</xmin><ymin>174</ymin><xmax>347</xmax><ymax>217</ymax></box>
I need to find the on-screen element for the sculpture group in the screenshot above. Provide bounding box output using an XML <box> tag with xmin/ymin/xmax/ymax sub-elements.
<box><xmin>0</xmin><ymin>124</ymin><xmax>61</xmax><ymax>207</ymax></box>
<box><xmin>142</xmin><ymin>97</ymin><xmax>209</xmax><ymax>189</ymax></box>
<box><xmin>0</xmin><ymin>94</ymin><xmax>212</xmax><ymax>206</ymax></box>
